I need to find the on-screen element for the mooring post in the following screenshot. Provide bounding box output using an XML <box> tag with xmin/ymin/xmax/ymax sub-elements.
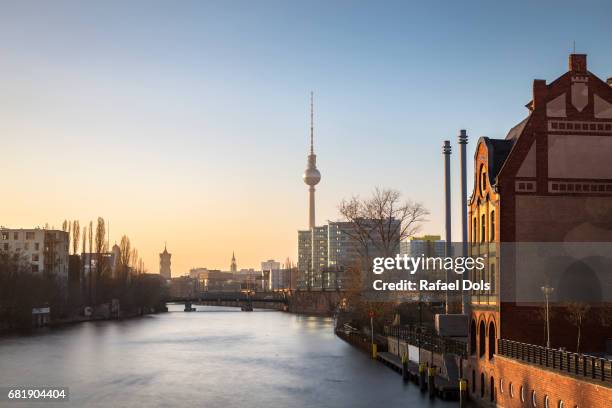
<box><xmin>402</xmin><ymin>353</ymin><xmax>409</xmax><ymax>382</ymax></box>
<box><xmin>419</xmin><ymin>363</ymin><xmax>427</xmax><ymax>392</ymax></box>
<box><xmin>459</xmin><ymin>378</ymin><xmax>468</xmax><ymax>407</ymax></box>
<box><xmin>428</xmin><ymin>365</ymin><xmax>436</xmax><ymax>398</ymax></box>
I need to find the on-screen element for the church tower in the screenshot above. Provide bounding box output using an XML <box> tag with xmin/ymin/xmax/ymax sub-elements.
<box><xmin>230</xmin><ymin>252</ymin><xmax>237</xmax><ymax>273</ymax></box>
<box><xmin>159</xmin><ymin>243</ymin><xmax>171</xmax><ymax>280</ymax></box>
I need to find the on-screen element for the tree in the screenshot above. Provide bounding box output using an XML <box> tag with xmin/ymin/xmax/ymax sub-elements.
<box><xmin>337</xmin><ymin>188</ymin><xmax>428</xmax><ymax>331</ymax></box>
<box><xmin>72</xmin><ymin>221</ymin><xmax>80</xmax><ymax>255</ymax></box>
<box><xmin>565</xmin><ymin>301</ymin><xmax>590</xmax><ymax>353</ymax></box>
<box><xmin>339</xmin><ymin>188</ymin><xmax>428</xmax><ymax>257</ymax></box>
<box><xmin>118</xmin><ymin>235</ymin><xmax>132</xmax><ymax>283</ymax></box>
<box><xmin>88</xmin><ymin>221</ymin><xmax>93</xmax><ymax>304</ymax></box>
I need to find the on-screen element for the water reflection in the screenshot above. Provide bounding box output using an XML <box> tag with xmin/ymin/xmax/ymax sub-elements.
<box><xmin>0</xmin><ymin>304</ymin><xmax>455</xmax><ymax>407</ymax></box>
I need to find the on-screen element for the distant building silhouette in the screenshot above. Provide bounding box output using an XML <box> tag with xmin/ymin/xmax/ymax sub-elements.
<box><xmin>159</xmin><ymin>244</ymin><xmax>171</xmax><ymax>280</ymax></box>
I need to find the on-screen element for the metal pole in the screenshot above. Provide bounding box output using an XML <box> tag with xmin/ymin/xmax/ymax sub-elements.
<box><xmin>443</xmin><ymin>140</ymin><xmax>452</xmax><ymax>314</ymax></box>
<box><xmin>458</xmin><ymin>130</ymin><xmax>469</xmax><ymax>315</ymax></box>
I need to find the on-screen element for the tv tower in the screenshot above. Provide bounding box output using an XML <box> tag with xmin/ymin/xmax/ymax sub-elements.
<box><xmin>303</xmin><ymin>92</ymin><xmax>321</xmax><ymax>229</ymax></box>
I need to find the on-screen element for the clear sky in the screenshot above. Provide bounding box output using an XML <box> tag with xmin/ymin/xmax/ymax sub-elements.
<box><xmin>1</xmin><ymin>1</ymin><xmax>611</xmax><ymax>274</ymax></box>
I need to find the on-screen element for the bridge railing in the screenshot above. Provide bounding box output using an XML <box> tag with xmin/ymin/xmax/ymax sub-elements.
<box><xmin>498</xmin><ymin>338</ymin><xmax>612</xmax><ymax>383</ymax></box>
<box><xmin>384</xmin><ymin>325</ymin><xmax>467</xmax><ymax>358</ymax></box>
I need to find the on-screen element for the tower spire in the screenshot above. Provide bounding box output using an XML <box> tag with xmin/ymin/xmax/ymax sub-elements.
<box><xmin>310</xmin><ymin>91</ymin><xmax>314</xmax><ymax>154</ymax></box>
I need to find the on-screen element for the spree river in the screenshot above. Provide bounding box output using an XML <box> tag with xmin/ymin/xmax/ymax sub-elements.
<box><xmin>0</xmin><ymin>304</ymin><xmax>455</xmax><ymax>408</ymax></box>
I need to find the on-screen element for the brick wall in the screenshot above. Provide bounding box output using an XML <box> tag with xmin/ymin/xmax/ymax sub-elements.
<box><xmin>471</xmin><ymin>355</ymin><xmax>612</xmax><ymax>408</ymax></box>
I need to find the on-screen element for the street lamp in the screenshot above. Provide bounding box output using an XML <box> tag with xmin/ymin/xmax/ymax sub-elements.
<box><xmin>541</xmin><ymin>285</ymin><xmax>554</xmax><ymax>348</ymax></box>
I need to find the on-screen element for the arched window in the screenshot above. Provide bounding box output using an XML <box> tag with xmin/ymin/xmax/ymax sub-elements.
<box><xmin>532</xmin><ymin>390</ymin><xmax>537</xmax><ymax>407</ymax></box>
<box><xmin>481</xmin><ymin>214</ymin><xmax>486</xmax><ymax>242</ymax></box>
<box><xmin>509</xmin><ymin>382</ymin><xmax>514</xmax><ymax>398</ymax></box>
<box><xmin>472</xmin><ymin>370</ymin><xmax>476</xmax><ymax>393</ymax></box>
<box><xmin>470</xmin><ymin>319</ymin><xmax>477</xmax><ymax>355</ymax></box>
<box><xmin>557</xmin><ymin>401</ymin><xmax>564</xmax><ymax>408</ymax></box>
<box><xmin>544</xmin><ymin>395</ymin><xmax>550</xmax><ymax>408</ymax></box>
<box><xmin>500</xmin><ymin>378</ymin><xmax>504</xmax><ymax>394</ymax></box>
<box><xmin>490</xmin><ymin>210</ymin><xmax>495</xmax><ymax>241</ymax></box>
<box><xmin>480</xmin><ymin>373</ymin><xmax>485</xmax><ymax>398</ymax></box>
<box><xmin>488</xmin><ymin>321</ymin><xmax>496</xmax><ymax>360</ymax></box>
<box><xmin>472</xmin><ymin>217</ymin><xmax>477</xmax><ymax>243</ymax></box>
<box><xmin>520</xmin><ymin>386</ymin><xmax>525</xmax><ymax>403</ymax></box>
<box><xmin>479</xmin><ymin>320</ymin><xmax>486</xmax><ymax>358</ymax></box>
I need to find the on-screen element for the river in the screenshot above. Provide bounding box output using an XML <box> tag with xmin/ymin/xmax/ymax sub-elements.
<box><xmin>0</xmin><ymin>304</ymin><xmax>455</xmax><ymax>407</ymax></box>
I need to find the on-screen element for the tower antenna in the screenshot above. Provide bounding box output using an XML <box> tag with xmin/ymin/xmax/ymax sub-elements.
<box><xmin>310</xmin><ymin>91</ymin><xmax>314</xmax><ymax>154</ymax></box>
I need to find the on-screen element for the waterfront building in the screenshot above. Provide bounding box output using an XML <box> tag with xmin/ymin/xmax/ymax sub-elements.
<box><xmin>261</xmin><ymin>259</ymin><xmax>281</xmax><ymax>290</ymax></box>
<box><xmin>466</xmin><ymin>53</ymin><xmax>612</xmax><ymax>405</ymax></box>
<box><xmin>159</xmin><ymin>244</ymin><xmax>171</xmax><ymax>280</ymax></box>
<box><xmin>0</xmin><ymin>228</ymin><xmax>69</xmax><ymax>290</ymax></box>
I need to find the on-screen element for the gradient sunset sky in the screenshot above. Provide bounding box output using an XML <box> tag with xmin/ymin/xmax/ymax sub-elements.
<box><xmin>2</xmin><ymin>1</ymin><xmax>611</xmax><ymax>275</ymax></box>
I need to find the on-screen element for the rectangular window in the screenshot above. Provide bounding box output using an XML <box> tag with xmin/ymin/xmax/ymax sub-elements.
<box><xmin>1</xmin><ymin>232</ymin><xmax>8</xmax><ymax>240</ymax></box>
<box><xmin>35</xmin><ymin>243</ymin><xmax>40</xmax><ymax>251</ymax></box>
<box><xmin>32</xmin><ymin>254</ymin><xmax>39</xmax><ymax>262</ymax></box>
<box><xmin>31</xmin><ymin>264</ymin><xmax>39</xmax><ymax>273</ymax></box>
<box><xmin>13</xmin><ymin>232</ymin><xmax>18</xmax><ymax>240</ymax></box>
<box><xmin>3</xmin><ymin>243</ymin><xmax>8</xmax><ymax>251</ymax></box>
<box><xmin>26</xmin><ymin>232</ymin><xmax>35</xmax><ymax>240</ymax></box>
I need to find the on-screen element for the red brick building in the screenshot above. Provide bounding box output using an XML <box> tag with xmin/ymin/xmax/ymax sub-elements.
<box><xmin>466</xmin><ymin>54</ymin><xmax>612</xmax><ymax>406</ymax></box>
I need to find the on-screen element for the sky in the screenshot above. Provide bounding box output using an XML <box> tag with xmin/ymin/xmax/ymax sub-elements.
<box><xmin>1</xmin><ymin>1</ymin><xmax>612</xmax><ymax>275</ymax></box>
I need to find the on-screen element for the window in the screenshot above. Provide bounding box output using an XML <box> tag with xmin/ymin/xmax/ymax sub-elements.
<box><xmin>31</xmin><ymin>264</ymin><xmax>38</xmax><ymax>273</ymax></box>
<box><xmin>3</xmin><ymin>243</ymin><xmax>8</xmax><ymax>251</ymax></box>
<box><xmin>1</xmin><ymin>232</ymin><xmax>8</xmax><ymax>240</ymax></box>
<box><xmin>26</xmin><ymin>232</ymin><xmax>35</xmax><ymax>240</ymax></box>
<box><xmin>24</xmin><ymin>242</ymin><xmax>29</xmax><ymax>250</ymax></box>
<box><xmin>35</xmin><ymin>243</ymin><xmax>39</xmax><ymax>251</ymax></box>
<box><xmin>500</xmin><ymin>378</ymin><xmax>504</xmax><ymax>394</ymax></box>
<box><xmin>532</xmin><ymin>390</ymin><xmax>537</xmax><ymax>407</ymax></box>
<box><xmin>544</xmin><ymin>395</ymin><xmax>550</xmax><ymax>408</ymax></box>
<box><xmin>32</xmin><ymin>254</ymin><xmax>39</xmax><ymax>262</ymax></box>
<box><xmin>490</xmin><ymin>210</ymin><xmax>495</xmax><ymax>241</ymax></box>
<box><xmin>13</xmin><ymin>232</ymin><xmax>18</xmax><ymax>240</ymax></box>
<box><xmin>472</xmin><ymin>218</ymin><xmax>477</xmax><ymax>242</ymax></box>
<box><xmin>509</xmin><ymin>382</ymin><xmax>514</xmax><ymax>398</ymax></box>
<box><xmin>481</xmin><ymin>214</ymin><xmax>486</xmax><ymax>242</ymax></box>
<box><xmin>558</xmin><ymin>401</ymin><xmax>564</xmax><ymax>408</ymax></box>
<box><xmin>520</xmin><ymin>386</ymin><xmax>525</xmax><ymax>403</ymax></box>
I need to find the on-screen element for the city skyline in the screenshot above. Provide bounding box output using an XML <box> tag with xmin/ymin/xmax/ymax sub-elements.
<box><xmin>2</xmin><ymin>1</ymin><xmax>612</xmax><ymax>273</ymax></box>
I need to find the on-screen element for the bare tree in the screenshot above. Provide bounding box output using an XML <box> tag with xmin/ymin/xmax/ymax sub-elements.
<box><xmin>338</xmin><ymin>187</ymin><xmax>428</xmax><ymax>259</ymax></box>
<box><xmin>337</xmin><ymin>188</ymin><xmax>428</xmax><ymax>329</ymax></box>
<box><xmin>565</xmin><ymin>302</ymin><xmax>591</xmax><ymax>353</ymax></box>
<box><xmin>72</xmin><ymin>221</ymin><xmax>80</xmax><ymax>255</ymax></box>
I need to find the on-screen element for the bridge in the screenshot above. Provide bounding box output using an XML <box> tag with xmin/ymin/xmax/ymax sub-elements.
<box><xmin>168</xmin><ymin>290</ymin><xmax>347</xmax><ymax>315</ymax></box>
<box><xmin>169</xmin><ymin>291</ymin><xmax>289</xmax><ymax>311</ymax></box>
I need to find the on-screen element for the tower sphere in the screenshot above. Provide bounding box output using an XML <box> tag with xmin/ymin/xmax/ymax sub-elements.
<box><xmin>303</xmin><ymin>167</ymin><xmax>321</xmax><ymax>186</ymax></box>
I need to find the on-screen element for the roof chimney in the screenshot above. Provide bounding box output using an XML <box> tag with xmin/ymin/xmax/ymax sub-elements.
<box><xmin>532</xmin><ymin>79</ymin><xmax>548</xmax><ymax>111</ymax></box>
<box><xmin>569</xmin><ymin>54</ymin><xmax>587</xmax><ymax>72</ymax></box>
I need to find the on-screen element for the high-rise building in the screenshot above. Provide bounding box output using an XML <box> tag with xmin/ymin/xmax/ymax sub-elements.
<box><xmin>159</xmin><ymin>244</ymin><xmax>171</xmax><ymax>280</ymax></box>
<box><xmin>399</xmin><ymin>235</ymin><xmax>445</xmax><ymax>258</ymax></box>
<box><xmin>297</xmin><ymin>219</ymin><xmax>401</xmax><ymax>290</ymax></box>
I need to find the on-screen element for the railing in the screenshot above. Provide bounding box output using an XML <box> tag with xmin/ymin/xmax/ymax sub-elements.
<box><xmin>498</xmin><ymin>338</ymin><xmax>612</xmax><ymax>383</ymax></box>
<box><xmin>384</xmin><ymin>325</ymin><xmax>468</xmax><ymax>358</ymax></box>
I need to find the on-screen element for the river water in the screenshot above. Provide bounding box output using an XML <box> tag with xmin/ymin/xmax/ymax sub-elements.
<box><xmin>0</xmin><ymin>304</ymin><xmax>455</xmax><ymax>407</ymax></box>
